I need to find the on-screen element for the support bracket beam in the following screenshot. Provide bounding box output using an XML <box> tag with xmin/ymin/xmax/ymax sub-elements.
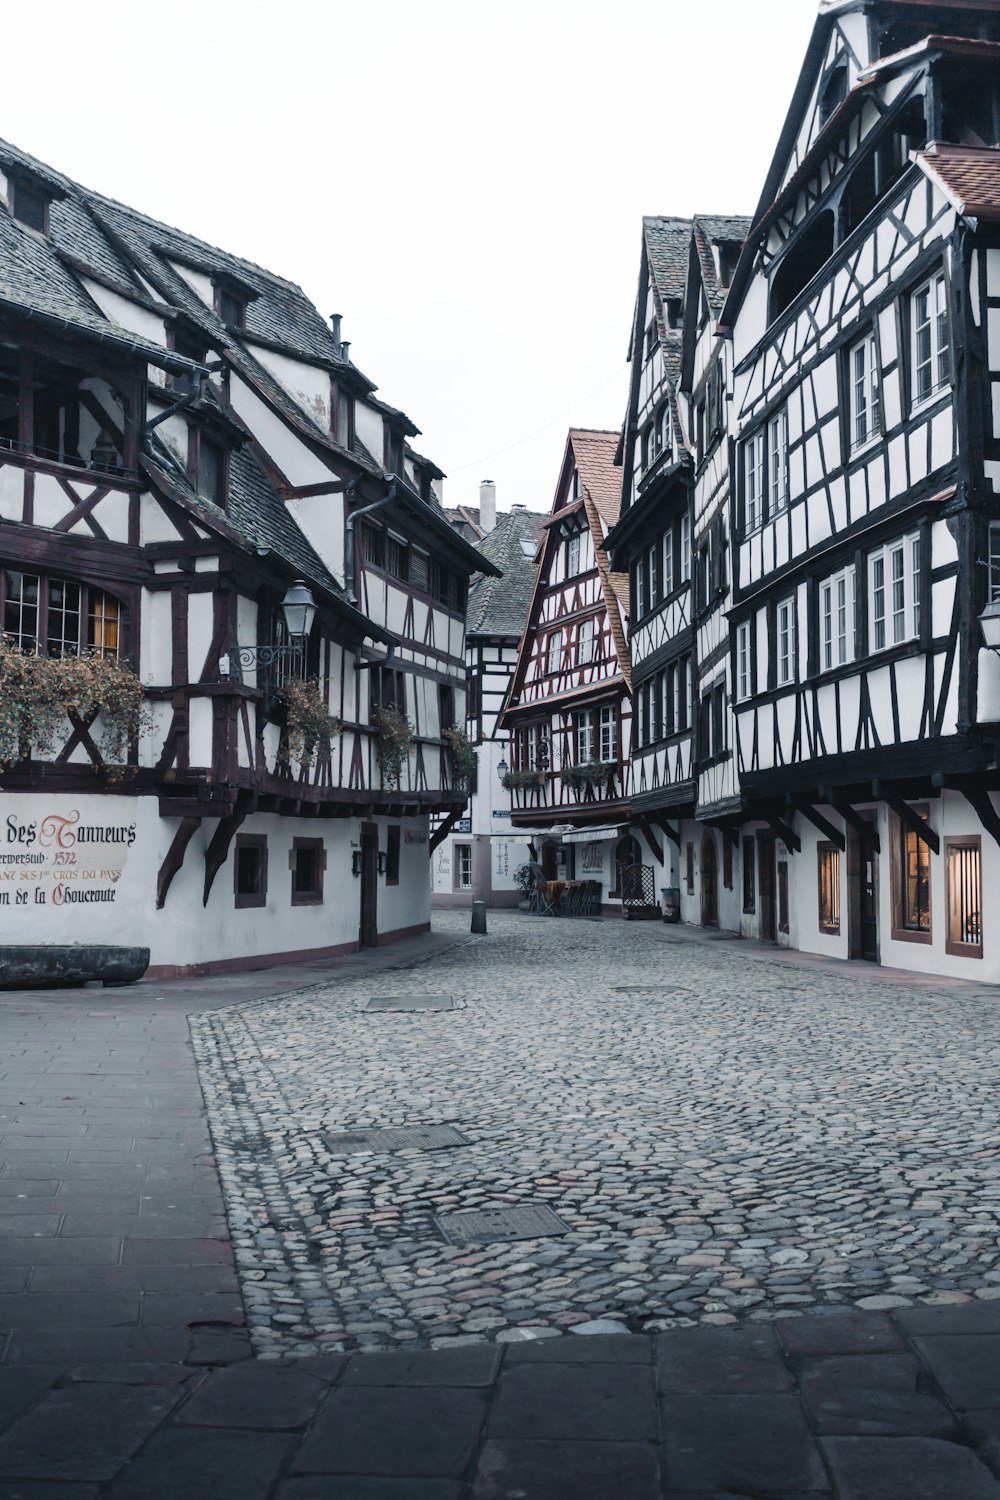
<box><xmin>429</xmin><ymin>808</ymin><xmax>462</xmax><ymax>857</ymax></box>
<box><xmin>203</xmin><ymin>809</ymin><xmax>248</xmax><ymax>906</ymax></box>
<box><xmin>650</xmin><ymin>815</ymin><xmax>681</xmax><ymax>847</ymax></box>
<box><xmin>637</xmin><ymin>820</ymin><xmax>664</xmax><ymax>867</ymax></box>
<box><xmin>156</xmin><ymin>816</ymin><xmax>201</xmax><ymax>910</ymax></box>
<box><xmin>766</xmin><ymin>816</ymin><xmax>801</xmax><ymax>854</ymax></box>
<box><xmin>883</xmin><ymin>795</ymin><xmax>939</xmax><ymax>856</ymax></box>
<box><xmin>831</xmin><ymin>800</ymin><xmax>881</xmax><ymax>854</ymax></box>
<box><xmin>962</xmin><ymin>788</ymin><xmax>1000</xmax><ymax>853</ymax></box>
<box><xmin>794</xmin><ymin>802</ymin><xmax>846</xmax><ymax>852</ymax></box>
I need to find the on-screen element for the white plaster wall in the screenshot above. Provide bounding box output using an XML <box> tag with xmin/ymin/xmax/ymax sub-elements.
<box><xmin>229</xmin><ymin>376</ymin><xmax>333</xmax><ymax>486</ymax></box>
<box><xmin>167</xmin><ymin>261</ymin><xmax>214</xmax><ymax>308</ymax></box>
<box><xmin>251</xmin><ymin>346</ymin><xmax>330</xmax><ymax>431</ymax></box>
<box><xmin>80</xmin><ymin>282</ymin><xmax>168</xmax><ymax>350</ymax></box>
<box><xmin>354</xmin><ymin>402</ymin><xmax>384</xmax><ymax>459</ymax></box>
<box><xmin>286</xmin><ymin>493</ymin><xmax>345</xmax><ymax>585</ymax></box>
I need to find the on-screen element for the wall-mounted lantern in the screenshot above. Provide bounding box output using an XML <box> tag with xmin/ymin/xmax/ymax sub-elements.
<box><xmin>219</xmin><ymin>581</ymin><xmax>317</xmax><ymax>677</ymax></box>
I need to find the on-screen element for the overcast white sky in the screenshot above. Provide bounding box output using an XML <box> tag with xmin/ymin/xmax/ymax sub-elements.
<box><xmin>3</xmin><ymin>0</ymin><xmax>818</xmax><ymax>515</ymax></box>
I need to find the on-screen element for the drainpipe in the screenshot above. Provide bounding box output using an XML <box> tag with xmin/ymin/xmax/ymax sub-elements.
<box><xmin>143</xmin><ymin>370</ymin><xmax>208</xmax><ymax>435</ymax></box>
<box><xmin>344</xmin><ymin>476</ymin><xmax>398</xmax><ymax>604</ymax></box>
<box><xmin>355</xmin><ymin>642</ymin><xmax>397</xmax><ymax>673</ymax></box>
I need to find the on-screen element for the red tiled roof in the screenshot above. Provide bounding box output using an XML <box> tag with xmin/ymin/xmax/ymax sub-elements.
<box><xmin>568</xmin><ymin>428</ymin><xmax>621</xmax><ymax>529</ymax></box>
<box><xmin>914</xmin><ymin>143</ymin><xmax>1000</xmax><ymax>221</ymax></box>
<box><xmin>860</xmin><ymin>32</ymin><xmax>1000</xmax><ymax>80</ymax></box>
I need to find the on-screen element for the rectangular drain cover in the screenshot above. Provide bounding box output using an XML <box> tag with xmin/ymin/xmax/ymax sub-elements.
<box><xmin>613</xmin><ymin>985</ymin><xmax>684</xmax><ymax>995</ymax></box>
<box><xmin>434</xmin><ymin>1204</ymin><xmax>570</xmax><ymax>1246</ymax></box>
<box><xmin>365</xmin><ymin>994</ymin><xmax>457</xmax><ymax>1012</ymax></box>
<box><xmin>322</xmin><ymin>1124</ymin><xmax>469</xmax><ymax>1154</ymax></box>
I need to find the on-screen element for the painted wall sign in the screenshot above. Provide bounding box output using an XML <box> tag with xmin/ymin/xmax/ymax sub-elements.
<box><xmin>1</xmin><ymin>808</ymin><xmax>134</xmax><ymax>910</ymax></box>
<box><xmin>455</xmin><ymin>818</ymin><xmax>472</xmax><ymax>833</ymax></box>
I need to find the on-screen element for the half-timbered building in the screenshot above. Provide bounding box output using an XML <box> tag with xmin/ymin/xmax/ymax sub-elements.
<box><xmin>431</xmin><ymin>492</ymin><xmax>546</xmax><ymax>907</ymax></box>
<box><xmin>0</xmin><ymin>137</ymin><xmax>492</xmax><ymax>977</ymax></box>
<box><xmin>499</xmin><ymin>429</ymin><xmax>637</xmax><ymax>910</ymax></box>
<box><xmin>722</xmin><ymin>0</ymin><xmax>1000</xmax><ymax>980</ymax></box>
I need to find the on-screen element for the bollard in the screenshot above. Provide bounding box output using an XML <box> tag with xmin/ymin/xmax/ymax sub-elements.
<box><xmin>471</xmin><ymin>900</ymin><xmax>487</xmax><ymax>934</ymax></box>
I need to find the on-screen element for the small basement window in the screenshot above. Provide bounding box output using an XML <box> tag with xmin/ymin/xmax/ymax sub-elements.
<box><xmin>234</xmin><ymin>835</ymin><xmax>267</xmax><ymax>909</ymax></box>
<box><xmin>290</xmin><ymin>838</ymin><xmax>325</xmax><ymax>906</ymax></box>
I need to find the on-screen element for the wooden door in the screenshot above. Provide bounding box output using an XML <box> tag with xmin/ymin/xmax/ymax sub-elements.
<box><xmin>359</xmin><ymin>824</ymin><xmax>378</xmax><ymax>949</ymax></box>
<box><xmin>701</xmin><ymin>834</ymin><xmax>719</xmax><ymax>927</ymax></box>
<box><xmin>848</xmin><ymin>824</ymin><xmax>879</xmax><ymax>962</ymax></box>
<box><xmin>757</xmin><ymin>833</ymin><xmax>777</xmax><ymax>942</ymax></box>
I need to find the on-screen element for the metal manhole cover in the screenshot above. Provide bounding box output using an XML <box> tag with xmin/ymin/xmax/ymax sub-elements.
<box><xmin>321</xmin><ymin>1124</ymin><xmax>470</xmax><ymax>1154</ymax></box>
<box><xmin>364</xmin><ymin>994</ymin><xmax>457</xmax><ymax>1012</ymax></box>
<box><xmin>434</xmin><ymin>1203</ymin><xmax>570</xmax><ymax>1246</ymax></box>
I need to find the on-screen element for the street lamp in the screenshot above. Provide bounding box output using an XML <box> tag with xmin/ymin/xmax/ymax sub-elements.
<box><xmin>496</xmin><ymin>753</ymin><xmax>509</xmax><ymax>780</ymax></box>
<box><xmin>980</xmin><ymin>597</ymin><xmax>1000</xmax><ymax>654</ymax></box>
<box><xmin>219</xmin><ymin>581</ymin><xmax>317</xmax><ymax>677</ymax></box>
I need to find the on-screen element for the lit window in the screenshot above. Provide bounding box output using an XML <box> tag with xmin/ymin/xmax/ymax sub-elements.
<box><xmin>893</xmin><ymin>808</ymin><xmax>931</xmax><ymax>937</ymax></box>
<box><xmin>849</xmin><ymin>331</ymin><xmax>879</xmax><ymax>450</ymax></box>
<box><xmin>88</xmin><ymin>591</ymin><xmax>120</xmax><ymax>657</ymax></box>
<box><xmin>736</xmin><ymin>621</ymin><xmax>752</xmax><ymax>701</ymax></box>
<box><xmin>818</xmin><ymin>844</ymin><xmax>841</xmax><ymax>933</ymax></box>
<box><xmin>2</xmin><ymin>571</ymin><xmax>121</xmax><ymax>658</ymax></box>
<box><xmin>869</xmin><ymin>533</ymin><xmax>919</xmax><ymax>651</ymax></box>
<box><xmin>776</xmin><ymin>595</ymin><xmax>796</xmax><ymax>685</ymax></box>
<box><xmin>820</xmin><ymin>566</ymin><xmax>855</xmax><ymax>670</ymax></box>
<box><xmin>912</xmin><ymin>272</ymin><xmax>949</xmax><ymax>405</ymax></box>
<box><xmin>945</xmin><ymin>838</ymin><xmax>982</xmax><ymax>957</ymax></box>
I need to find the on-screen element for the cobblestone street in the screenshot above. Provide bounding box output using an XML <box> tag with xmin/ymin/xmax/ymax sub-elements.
<box><xmin>193</xmin><ymin>912</ymin><xmax>1000</xmax><ymax>1358</ymax></box>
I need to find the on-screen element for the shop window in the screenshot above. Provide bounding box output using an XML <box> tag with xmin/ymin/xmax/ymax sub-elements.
<box><xmin>891</xmin><ymin>805</ymin><xmax>932</xmax><ymax>942</ymax></box>
<box><xmin>818</xmin><ymin>843</ymin><xmax>841</xmax><ymax>933</ymax></box>
<box><xmin>386</xmin><ymin>825</ymin><xmax>401</xmax><ymax>887</ymax></box>
<box><xmin>742</xmin><ymin>837</ymin><xmax>756</xmax><ymax>913</ymax></box>
<box><xmin>290</xmin><ymin>837</ymin><xmax>325</xmax><ymax>906</ymax></box>
<box><xmin>234</xmin><ymin>835</ymin><xmax>267</xmax><ymax>909</ymax></box>
<box><xmin>945</xmin><ymin>837</ymin><xmax>982</xmax><ymax>958</ymax></box>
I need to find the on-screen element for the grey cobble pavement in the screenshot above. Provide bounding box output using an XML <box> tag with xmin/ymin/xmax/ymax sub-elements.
<box><xmin>191</xmin><ymin>911</ymin><xmax>1000</xmax><ymax>1357</ymax></box>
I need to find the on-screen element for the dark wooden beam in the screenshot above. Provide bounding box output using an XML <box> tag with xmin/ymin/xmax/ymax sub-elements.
<box><xmin>202</xmin><ymin>809</ymin><xmax>247</xmax><ymax>906</ymax></box>
<box><xmin>963</xmin><ymin>789</ymin><xmax>1000</xmax><ymax>853</ymax></box>
<box><xmin>765</xmin><ymin>816</ymin><xmax>801</xmax><ymax>855</ymax></box>
<box><xmin>429</xmin><ymin>808</ymin><xmax>462</xmax><ymax>857</ymax></box>
<box><xmin>794</xmin><ymin>802</ymin><xmax>846</xmax><ymax>852</ymax></box>
<box><xmin>156</xmin><ymin>816</ymin><xmax>200</xmax><ymax>910</ymax></box>
<box><xmin>650</xmin><ymin>815</ymin><xmax>681</xmax><ymax>846</ymax></box>
<box><xmin>832</xmin><ymin>800</ymin><xmax>881</xmax><ymax>854</ymax></box>
<box><xmin>883</xmin><ymin>795</ymin><xmax>940</xmax><ymax>856</ymax></box>
<box><xmin>637</xmin><ymin>821</ymin><xmax>664</xmax><ymax>866</ymax></box>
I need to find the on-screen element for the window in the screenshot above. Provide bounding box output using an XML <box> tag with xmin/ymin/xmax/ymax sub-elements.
<box><xmin>217</xmin><ymin>288</ymin><xmax>246</xmax><ymax>328</ymax></box>
<box><xmin>680</xmin><ymin>514</ymin><xmax>691</xmax><ymax>582</ymax></box>
<box><xmin>818</xmin><ymin>843</ymin><xmax>841</xmax><ymax>933</ymax></box>
<box><xmin>945</xmin><ymin>837</ymin><xmax>982</xmax><ymax>958</ymax></box>
<box><xmin>685</xmin><ymin>842</ymin><xmax>695</xmax><ymax>893</ymax></box>
<box><xmin>385</xmin><ymin>534</ymin><xmax>409</xmax><ymax>582</ymax></box>
<box><xmin>0</xmin><ymin>345</ymin><xmax>133</xmax><ymax>474</ymax></box>
<box><xmin>438</xmin><ymin>683</ymin><xmax>455</xmax><ymax>736</ymax></box>
<box><xmin>376</xmin><ymin>667</ymin><xmax>406</xmax><ymax>713</ymax></box>
<box><xmin>546</xmin><ymin>631</ymin><xmax>562</xmax><ymax>676</ymax></box>
<box><xmin>234</xmin><ymin>835</ymin><xmax>267</xmax><ymax>909</ymax></box>
<box><xmin>742</xmin><ymin>836</ymin><xmax>756</xmax><ymax>913</ymax></box>
<box><xmin>647</xmin><ymin>541</ymin><xmax>660</xmax><ymax>610</ymax></box>
<box><xmin>1</xmin><ymin>570</ymin><xmax>122</xmax><ymax>657</ymax></box>
<box><xmin>386</xmin><ymin>825</ymin><xmax>401</xmax><ymax>887</ymax></box>
<box><xmin>10</xmin><ymin>179</ymin><xmax>48</xmax><ymax>233</ymax></box>
<box><xmin>566</xmin><ymin>532</ymin><xmax>581</xmax><ymax>576</ymax></box>
<box><xmin>891</xmin><ymin>806</ymin><xmax>932</xmax><ymax>941</ymax></box>
<box><xmin>574</xmin><ymin>709</ymin><xmax>595</xmax><ymax>764</ymax></box>
<box><xmin>769</xmin><ymin>408</ymin><xmax>788</xmax><ymax>516</ymax></box>
<box><xmin>820</xmin><ymin>566</ymin><xmax>856</xmax><ymax>671</ymax></box>
<box><xmin>849</xmin><ymin>331</ymin><xmax>879</xmax><ymax>450</ymax></box>
<box><xmin>711</xmin><ymin>680</ymin><xmax>726</xmax><ymax>755</ymax></box>
<box><xmin>662</xmin><ymin>528</ymin><xmax>674</xmax><ymax>596</ymax></box>
<box><xmin>736</xmin><ymin>621</ymin><xmax>752</xmax><ymax>701</ymax></box>
<box><xmin>870</xmin><ymin>533</ymin><xmax>920</xmax><ymax>651</ymax></box>
<box><xmin>776</xmin><ymin>595</ymin><xmax>796</xmax><ymax>685</ymax></box>
<box><xmin>410</xmin><ymin>549</ymin><xmax>429</xmax><ymax>592</ymax></box>
<box><xmin>912</xmin><ymin>272</ymin><xmax>949</xmax><ymax>405</ymax></box>
<box><xmin>778</xmin><ymin>860</ymin><xmax>789</xmax><ymax>933</ymax></box>
<box><xmin>454</xmin><ymin>843</ymin><xmax>473</xmax><ymax>890</ymax></box>
<box><xmin>361</xmin><ymin>523</ymin><xmax>384</xmax><ymax>569</ymax></box>
<box><xmin>578</xmin><ymin>617</ymin><xmax>595</xmax><ymax>666</ymax></box>
<box><xmin>334</xmin><ymin>386</ymin><xmax>355</xmax><ymax>449</ymax></box>
<box><xmin>990</xmin><ymin>521</ymin><xmax>1000</xmax><ymax>603</ymax></box>
<box><xmin>599</xmin><ymin>705</ymin><xmax>617</xmax><ymax>762</ymax></box>
<box><xmin>744</xmin><ymin>429</ymin><xmax>765</xmax><ymax>531</ymax></box>
<box><xmin>290</xmin><ymin>838</ymin><xmax>325</xmax><ymax>906</ymax></box>
<box><xmin>196</xmin><ymin>434</ymin><xmax>226</xmax><ymax>506</ymax></box>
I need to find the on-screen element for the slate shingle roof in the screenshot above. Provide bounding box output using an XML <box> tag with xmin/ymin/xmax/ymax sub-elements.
<box><xmin>692</xmin><ymin>214</ymin><xmax>753</xmax><ymax>317</ymax></box>
<box><xmin>642</xmin><ymin>217</ymin><xmax>692</xmax><ymax>308</ymax></box>
<box><xmin>914</xmin><ymin>142</ymin><xmax>1000</xmax><ymax>221</ymax></box>
<box><xmin>466</xmin><ymin>507</ymin><xmax>546</xmax><ymax>638</ymax></box>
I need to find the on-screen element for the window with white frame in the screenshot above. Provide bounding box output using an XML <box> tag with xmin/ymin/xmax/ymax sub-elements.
<box><xmin>566</xmin><ymin>532</ymin><xmax>581</xmax><ymax>576</ymax></box>
<box><xmin>736</xmin><ymin>621</ymin><xmax>752</xmax><ymax>702</ymax></box>
<box><xmin>646</xmin><ymin>541</ymin><xmax>660</xmax><ymax>610</ymax></box>
<box><xmin>820</xmin><ymin>566</ymin><xmax>856</xmax><ymax>670</ymax></box>
<box><xmin>776</xmin><ymin>594</ymin><xmax>796</xmax><ymax>685</ymax></box>
<box><xmin>744</xmin><ymin>428</ymin><xmax>765</xmax><ymax>531</ymax></box>
<box><xmin>574</xmin><ymin>709</ymin><xmax>595</xmax><ymax>763</ymax></box>
<box><xmin>869</xmin><ymin>533</ymin><xmax>920</xmax><ymax>652</ymax></box>
<box><xmin>578</xmin><ymin>616</ymin><xmax>596</xmax><ymax>665</ymax></box>
<box><xmin>680</xmin><ymin>514</ymin><xmax>691</xmax><ymax>581</ymax></box>
<box><xmin>662</xmin><ymin>528</ymin><xmax>674</xmax><ymax>596</ymax></box>
<box><xmin>600</xmin><ymin>705</ymin><xmax>617</xmax><ymax>761</ymax></box>
<box><xmin>912</xmin><ymin>271</ymin><xmax>949</xmax><ymax>405</ymax></box>
<box><xmin>991</xmin><ymin>521</ymin><xmax>1000</xmax><ymax>603</ymax></box>
<box><xmin>769</xmin><ymin>407</ymin><xmax>788</xmax><ymax>516</ymax></box>
<box><xmin>546</xmin><ymin>630</ymin><xmax>562</xmax><ymax>675</ymax></box>
<box><xmin>849</xmin><ymin>330</ymin><xmax>879</xmax><ymax>450</ymax></box>
<box><xmin>454</xmin><ymin>844</ymin><xmax>473</xmax><ymax>890</ymax></box>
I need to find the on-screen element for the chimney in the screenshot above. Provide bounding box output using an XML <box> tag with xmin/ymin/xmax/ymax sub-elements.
<box><xmin>340</xmin><ymin>340</ymin><xmax>351</xmax><ymax>363</ymax></box>
<box><xmin>479</xmin><ymin>478</ymin><xmax>496</xmax><ymax>534</ymax></box>
<box><xmin>330</xmin><ymin>313</ymin><xmax>342</xmax><ymax>353</ymax></box>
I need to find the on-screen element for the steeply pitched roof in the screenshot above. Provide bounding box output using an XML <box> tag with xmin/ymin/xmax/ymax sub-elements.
<box><xmin>568</xmin><ymin>428</ymin><xmax>621</xmax><ymax>529</ymax></box>
<box><xmin>692</xmin><ymin>214</ymin><xmax>753</xmax><ymax>317</ymax></box>
<box><xmin>466</xmin><ymin>507</ymin><xmax>546</xmax><ymax>638</ymax></box>
<box><xmin>642</xmin><ymin>217</ymin><xmax>692</xmax><ymax>308</ymax></box>
<box><xmin>914</xmin><ymin>141</ymin><xmax>1000</xmax><ymax>221</ymax></box>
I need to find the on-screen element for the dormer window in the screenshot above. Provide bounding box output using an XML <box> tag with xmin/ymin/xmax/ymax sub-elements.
<box><xmin>197</xmin><ymin>434</ymin><xmax>226</xmax><ymax>505</ymax></box>
<box><xmin>10</xmin><ymin>178</ymin><xmax>48</xmax><ymax>233</ymax></box>
<box><xmin>819</xmin><ymin>59</ymin><xmax>848</xmax><ymax>128</ymax></box>
<box><xmin>383</xmin><ymin>422</ymin><xmax>403</xmax><ymax>475</ymax></box>
<box><xmin>333</xmin><ymin>384</ymin><xmax>354</xmax><ymax>450</ymax></box>
<box><xmin>217</xmin><ymin>288</ymin><xmax>245</xmax><ymax>328</ymax></box>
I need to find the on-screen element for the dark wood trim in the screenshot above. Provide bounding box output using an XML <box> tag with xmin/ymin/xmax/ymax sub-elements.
<box><xmin>963</xmin><ymin>788</ymin><xmax>1000</xmax><ymax>854</ymax></box>
<box><xmin>203</xmin><ymin>810</ymin><xmax>248</xmax><ymax>906</ymax></box>
<box><xmin>429</xmin><ymin>807</ymin><xmax>463</xmax><ymax>856</ymax></box>
<box><xmin>637</xmin><ymin>821</ymin><xmax>664</xmax><ymax>866</ymax></box>
<box><xmin>832</xmin><ymin>799</ymin><xmax>880</xmax><ymax>854</ymax></box>
<box><xmin>882</xmin><ymin>794</ymin><xmax>940</xmax><ymax>856</ymax></box>
<box><xmin>155</xmin><ymin>816</ymin><xmax>201</xmax><ymax>910</ymax></box>
<box><xmin>794</xmin><ymin>801</ymin><xmax>846</xmax><ymax>852</ymax></box>
<box><xmin>766</xmin><ymin>815</ymin><xmax>801</xmax><ymax>854</ymax></box>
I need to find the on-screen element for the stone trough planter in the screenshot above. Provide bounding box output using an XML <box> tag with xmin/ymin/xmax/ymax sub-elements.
<box><xmin>0</xmin><ymin>945</ymin><xmax>150</xmax><ymax>989</ymax></box>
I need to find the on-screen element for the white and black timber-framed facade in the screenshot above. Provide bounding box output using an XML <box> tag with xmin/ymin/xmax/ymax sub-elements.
<box><xmin>0</xmin><ymin>137</ymin><xmax>493</xmax><ymax>978</ymax></box>
<box><xmin>498</xmin><ymin>429</ymin><xmax>638</xmax><ymax>910</ymax></box>
<box><xmin>719</xmin><ymin>0</ymin><xmax>1000</xmax><ymax>981</ymax></box>
<box><xmin>431</xmin><ymin>491</ymin><xmax>547</xmax><ymax>908</ymax></box>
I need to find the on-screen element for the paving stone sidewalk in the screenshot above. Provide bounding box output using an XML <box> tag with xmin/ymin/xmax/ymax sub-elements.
<box><xmin>2</xmin><ymin>916</ymin><xmax>1000</xmax><ymax>1494</ymax></box>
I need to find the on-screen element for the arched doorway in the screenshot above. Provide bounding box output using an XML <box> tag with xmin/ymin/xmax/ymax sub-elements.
<box><xmin>701</xmin><ymin>833</ymin><xmax>719</xmax><ymax>927</ymax></box>
<box><xmin>615</xmin><ymin>834</ymin><xmax>642</xmax><ymax>901</ymax></box>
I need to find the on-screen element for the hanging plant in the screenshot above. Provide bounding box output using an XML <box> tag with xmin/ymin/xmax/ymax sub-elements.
<box><xmin>0</xmin><ymin>636</ymin><xmax>147</xmax><ymax>772</ymax></box>
<box><xmin>372</xmin><ymin>703</ymin><xmax>414</xmax><ymax>790</ymax></box>
<box><xmin>501</xmin><ymin>768</ymin><xmax>546</xmax><ymax>790</ymax></box>
<box><xmin>442</xmin><ymin>723</ymin><xmax>477</xmax><ymax>782</ymax></box>
<box><xmin>560</xmin><ymin>761</ymin><xmax>615</xmax><ymax>792</ymax></box>
<box><xmin>278</xmin><ymin>679</ymin><xmax>341</xmax><ymax>767</ymax></box>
